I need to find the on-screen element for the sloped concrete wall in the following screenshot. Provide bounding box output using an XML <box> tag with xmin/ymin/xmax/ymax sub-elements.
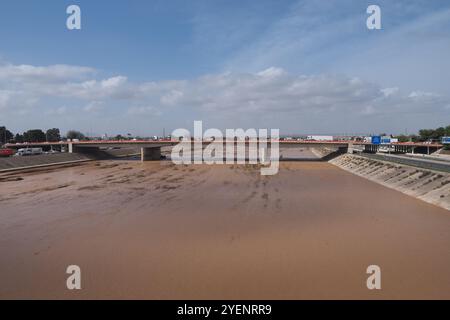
<box><xmin>330</xmin><ymin>154</ymin><xmax>450</xmax><ymax>210</ymax></box>
<box><xmin>0</xmin><ymin>153</ymin><xmax>90</xmax><ymax>171</ymax></box>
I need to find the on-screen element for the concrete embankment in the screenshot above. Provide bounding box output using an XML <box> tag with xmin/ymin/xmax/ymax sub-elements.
<box><xmin>0</xmin><ymin>153</ymin><xmax>91</xmax><ymax>172</ymax></box>
<box><xmin>311</xmin><ymin>146</ymin><xmax>346</xmax><ymax>161</ymax></box>
<box><xmin>330</xmin><ymin>154</ymin><xmax>450</xmax><ymax>210</ymax></box>
<box><xmin>0</xmin><ymin>147</ymin><xmax>146</xmax><ymax>173</ymax></box>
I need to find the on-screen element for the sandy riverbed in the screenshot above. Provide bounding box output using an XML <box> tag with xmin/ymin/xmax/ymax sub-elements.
<box><xmin>0</xmin><ymin>160</ymin><xmax>449</xmax><ymax>299</ymax></box>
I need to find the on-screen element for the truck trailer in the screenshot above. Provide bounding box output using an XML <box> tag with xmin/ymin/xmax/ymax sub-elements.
<box><xmin>16</xmin><ymin>148</ymin><xmax>43</xmax><ymax>156</ymax></box>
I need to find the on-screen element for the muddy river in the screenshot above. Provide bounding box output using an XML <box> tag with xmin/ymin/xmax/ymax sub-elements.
<box><xmin>0</xmin><ymin>161</ymin><xmax>449</xmax><ymax>299</ymax></box>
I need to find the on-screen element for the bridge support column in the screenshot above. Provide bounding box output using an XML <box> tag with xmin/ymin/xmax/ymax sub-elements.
<box><xmin>141</xmin><ymin>147</ymin><xmax>161</xmax><ymax>161</ymax></box>
<box><xmin>347</xmin><ymin>143</ymin><xmax>354</xmax><ymax>154</ymax></box>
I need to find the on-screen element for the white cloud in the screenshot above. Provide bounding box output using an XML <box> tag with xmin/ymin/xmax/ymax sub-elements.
<box><xmin>127</xmin><ymin>106</ymin><xmax>157</xmax><ymax>115</ymax></box>
<box><xmin>46</xmin><ymin>106</ymin><xmax>68</xmax><ymax>115</ymax></box>
<box><xmin>257</xmin><ymin>67</ymin><xmax>286</xmax><ymax>78</ymax></box>
<box><xmin>0</xmin><ymin>90</ymin><xmax>12</xmax><ymax>109</ymax></box>
<box><xmin>381</xmin><ymin>87</ymin><xmax>399</xmax><ymax>97</ymax></box>
<box><xmin>101</xmin><ymin>76</ymin><xmax>127</xmax><ymax>89</ymax></box>
<box><xmin>160</xmin><ymin>90</ymin><xmax>184</xmax><ymax>106</ymax></box>
<box><xmin>0</xmin><ymin>63</ymin><xmax>448</xmax><ymax>133</ymax></box>
<box><xmin>408</xmin><ymin>91</ymin><xmax>439</xmax><ymax>99</ymax></box>
<box><xmin>83</xmin><ymin>101</ymin><xmax>104</xmax><ymax>112</ymax></box>
<box><xmin>361</xmin><ymin>105</ymin><xmax>376</xmax><ymax>115</ymax></box>
<box><xmin>0</xmin><ymin>64</ymin><xmax>95</xmax><ymax>82</ymax></box>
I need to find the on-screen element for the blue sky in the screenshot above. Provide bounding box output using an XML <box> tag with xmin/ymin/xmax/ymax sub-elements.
<box><xmin>1</xmin><ymin>0</ymin><xmax>449</xmax><ymax>136</ymax></box>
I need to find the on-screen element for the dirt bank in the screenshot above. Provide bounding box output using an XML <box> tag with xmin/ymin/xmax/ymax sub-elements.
<box><xmin>330</xmin><ymin>154</ymin><xmax>450</xmax><ymax>210</ymax></box>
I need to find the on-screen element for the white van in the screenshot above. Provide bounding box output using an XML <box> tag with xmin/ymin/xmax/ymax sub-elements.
<box><xmin>16</xmin><ymin>148</ymin><xmax>43</xmax><ymax>156</ymax></box>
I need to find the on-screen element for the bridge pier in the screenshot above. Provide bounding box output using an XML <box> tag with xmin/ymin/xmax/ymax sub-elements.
<box><xmin>364</xmin><ymin>144</ymin><xmax>379</xmax><ymax>153</ymax></box>
<box><xmin>69</xmin><ymin>144</ymin><xmax>101</xmax><ymax>157</ymax></box>
<box><xmin>347</xmin><ymin>142</ymin><xmax>354</xmax><ymax>154</ymax></box>
<box><xmin>394</xmin><ymin>145</ymin><xmax>407</xmax><ymax>154</ymax></box>
<box><xmin>141</xmin><ymin>147</ymin><xmax>161</xmax><ymax>161</ymax></box>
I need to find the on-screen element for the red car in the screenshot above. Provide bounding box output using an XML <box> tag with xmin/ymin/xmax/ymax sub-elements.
<box><xmin>0</xmin><ymin>148</ymin><xmax>15</xmax><ymax>157</ymax></box>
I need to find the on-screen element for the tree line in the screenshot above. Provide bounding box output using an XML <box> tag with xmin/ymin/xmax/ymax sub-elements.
<box><xmin>0</xmin><ymin>127</ymin><xmax>136</xmax><ymax>145</ymax></box>
<box><xmin>394</xmin><ymin>125</ymin><xmax>450</xmax><ymax>143</ymax></box>
<box><xmin>0</xmin><ymin>127</ymin><xmax>87</xmax><ymax>145</ymax></box>
<box><xmin>2</xmin><ymin>124</ymin><xmax>449</xmax><ymax>146</ymax></box>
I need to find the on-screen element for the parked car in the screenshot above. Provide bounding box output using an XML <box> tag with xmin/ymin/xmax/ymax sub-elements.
<box><xmin>0</xmin><ymin>148</ymin><xmax>15</xmax><ymax>157</ymax></box>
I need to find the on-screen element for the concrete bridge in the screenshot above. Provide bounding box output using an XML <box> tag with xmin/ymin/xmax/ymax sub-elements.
<box><xmin>5</xmin><ymin>140</ymin><xmax>444</xmax><ymax>161</ymax></box>
<box><xmin>6</xmin><ymin>140</ymin><xmax>350</xmax><ymax>161</ymax></box>
<box><xmin>359</xmin><ymin>142</ymin><xmax>443</xmax><ymax>155</ymax></box>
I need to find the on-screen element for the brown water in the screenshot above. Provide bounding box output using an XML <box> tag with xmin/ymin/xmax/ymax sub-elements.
<box><xmin>0</xmin><ymin>161</ymin><xmax>449</xmax><ymax>299</ymax></box>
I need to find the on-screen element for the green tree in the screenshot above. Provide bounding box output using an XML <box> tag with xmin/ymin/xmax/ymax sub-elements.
<box><xmin>46</xmin><ymin>128</ymin><xmax>61</xmax><ymax>142</ymax></box>
<box><xmin>410</xmin><ymin>135</ymin><xmax>420</xmax><ymax>143</ymax></box>
<box><xmin>23</xmin><ymin>129</ymin><xmax>46</xmax><ymax>142</ymax></box>
<box><xmin>395</xmin><ymin>135</ymin><xmax>410</xmax><ymax>143</ymax></box>
<box><xmin>66</xmin><ymin>130</ymin><xmax>85</xmax><ymax>140</ymax></box>
<box><xmin>417</xmin><ymin>125</ymin><xmax>450</xmax><ymax>142</ymax></box>
<box><xmin>14</xmin><ymin>133</ymin><xmax>24</xmax><ymax>143</ymax></box>
<box><xmin>114</xmin><ymin>134</ymin><xmax>125</xmax><ymax>140</ymax></box>
<box><xmin>433</xmin><ymin>127</ymin><xmax>446</xmax><ymax>140</ymax></box>
<box><xmin>418</xmin><ymin>129</ymin><xmax>434</xmax><ymax>141</ymax></box>
<box><xmin>0</xmin><ymin>126</ymin><xmax>14</xmax><ymax>145</ymax></box>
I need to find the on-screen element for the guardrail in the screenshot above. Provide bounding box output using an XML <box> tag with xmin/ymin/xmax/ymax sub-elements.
<box><xmin>358</xmin><ymin>153</ymin><xmax>450</xmax><ymax>173</ymax></box>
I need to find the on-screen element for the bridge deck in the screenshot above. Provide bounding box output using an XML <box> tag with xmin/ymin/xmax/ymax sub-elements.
<box><xmin>5</xmin><ymin>140</ymin><xmax>444</xmax><ymax>149</ymax></box>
